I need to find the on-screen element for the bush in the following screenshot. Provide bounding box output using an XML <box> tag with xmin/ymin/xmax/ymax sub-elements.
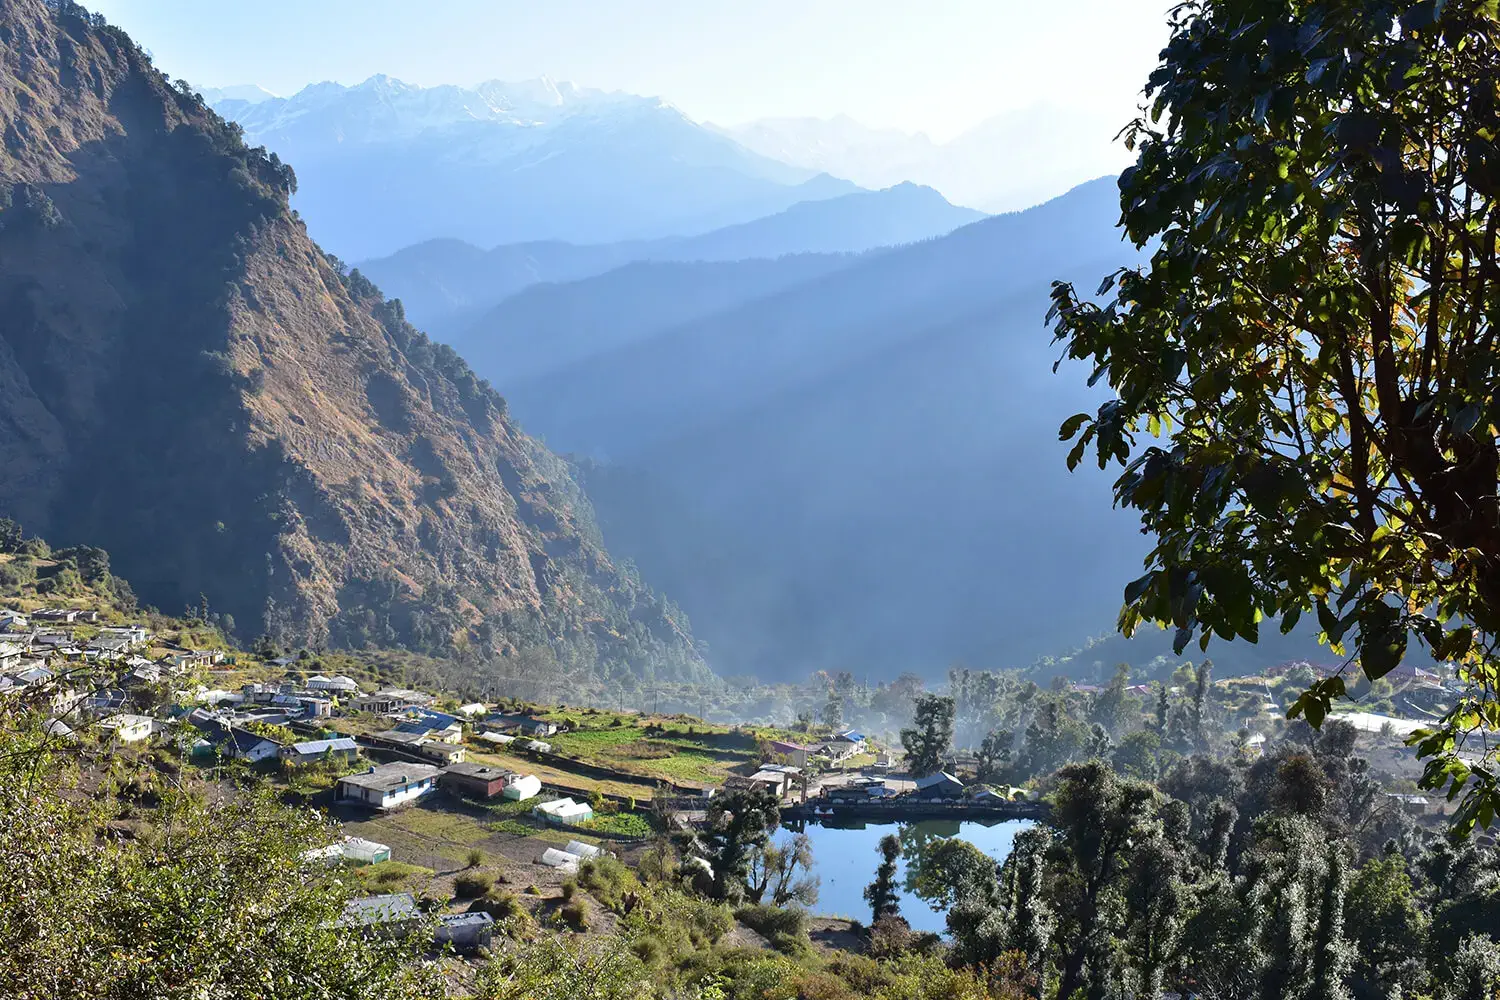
<box><xmin>560</xmin><ymin>900</ymin><xmax>589</xmax><ymax>931</ymax></box>
<box><xmin>470</xmin><ymin>887</ymin><xmax>527</xmax><ymax>923</ymax></box>
<box><xmin>734</xmin><ymin>904</ymin><xmax>810</xmax><ymax>955</ymax></box>
<box><xmin>453</xmin><ymin>871</ymin><xmax>494</xmax><ymax>898</ymax></box>
<box><xmin>559</xmin><ymin>878</ymin><xmax>578</xmax><ymax>902</ymax></box>
<box><xmin>465</xmin><ymin>848</ymin><xmax>485</xmax><ymax>868</ymax></box>
<box><xmin>866</xmin><ymin>915</ymin><xmax>913</xmax><ymax>958</ymax></box>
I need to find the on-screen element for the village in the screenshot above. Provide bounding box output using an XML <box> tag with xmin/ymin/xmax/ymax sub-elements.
<box><xmin>0</xmin><ymin>600</ymin><xmax>1059</xmax><ymax>957</ymax></box>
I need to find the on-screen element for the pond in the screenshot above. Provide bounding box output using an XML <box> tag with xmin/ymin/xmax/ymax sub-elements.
<box><xmin>785</xmin><ymin>817</ymin><xmax>1033</xmax><ymax>934</ymax></box>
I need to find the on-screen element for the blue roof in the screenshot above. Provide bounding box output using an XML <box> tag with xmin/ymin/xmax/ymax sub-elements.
<box><xmin>393</xmin><ymin>721</ymin><xmax>437</xmax><ymax>736</ymax></box>
<box><xmin>839</xmin><ymin>730</ymin><xmax>865</xmax><ymax>741</ymax></box>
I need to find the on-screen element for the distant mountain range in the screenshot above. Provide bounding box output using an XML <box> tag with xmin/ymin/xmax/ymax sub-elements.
<box><xmin>210</xmin><ymin>75</ymin><xmax>865</xmax><ymax>258</ymax></box>
<box><xmin>357</xmin><ymin>182</ymin><xmax>984</xmax><ymax>336</ymax></box>
<box><xmin>718</xmin><ymin>105</ymin><xmax>1137</xmax><ymax>214</ymax></box>
<box><xmin>442</xmin><ymin>178</ymin><xmax>1164</xmax><ymax>679</ymax></box>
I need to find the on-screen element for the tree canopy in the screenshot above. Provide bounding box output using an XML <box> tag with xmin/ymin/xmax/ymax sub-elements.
<box><xmin>1049</xmin><ymin>0</ymin><xmax>1500</xmax><ymax>832</ymax></box>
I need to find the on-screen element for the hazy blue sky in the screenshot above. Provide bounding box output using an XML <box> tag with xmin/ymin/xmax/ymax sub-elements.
<box><xmin>87</xmin><ymin>0</ymin><xmax>1172</xmax><ymax>141</ymax></box>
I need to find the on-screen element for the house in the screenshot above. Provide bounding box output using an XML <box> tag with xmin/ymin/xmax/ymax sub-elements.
<box><xmin>769</xmin><ymin>740</ymin><xmax>813</xmax><ymax>768</ymax></box>
<box><xmin>13</xmin><ymin>664</ymin><xmax>54</xmax><ymax>687</ymax></box>
<box><xmin>0</xmin><ymin>640</ymin><xmax>23</xmax><ymax>670</ymax></box>
<box><xmin>336</xmin><ymin>762</ymin><xmax>442</xmax><ymax>809</ymax></box>
<box><xmin>42</xmin><ymin>718</ymin><xmax>74</xmax><ymax>739</ymax></box>
<box><xmin>393</xmin><ymin>719</ymin><xmax>462</xmax><ymax>744</ymax></box>
<box><xmin>835</xmin><ymin>730</ymin><xmax>867</xmax><ymax>752</ymax></box>
<box><xmin>186</xmin><ymin>709</ymin><xmax>282</xmax><ymax>762</ymax></box>
<box><xmin>827</xmin><ymin>776</ymin><xmax>894</xmax><ymax>799</ymax></box>
<box><xmin>483</xmin><ymin>712</ymin><xmax>558</xmax><ymax>738</ymax></box>
<box><xmin>435</xmin><ymin>911</ymin><xmax>494</xmax><ymax>954</ymax></box>
<box><xmin>80</xmin><ymin>688</ymin><xmax>129</xmax><ymax>716</ymax></box>
<box><xmin>456</xmin><ymin>702</ymin><xmax>488</xmax><ymax>718</ymax></box>
<box><xmin>0</xmin><ymin>610</ymin><xmax>29</xmax><ymax>631</ymax></box>
<box><xmin>336</xmin><ymin>893</ymin><xmax>421</xmax><ymax>938</ymax></box>
<box><xmin>296</xmin><ymin>695</ymin><xmax>333</xmax><ymax>718</ymax></box>
<box><xmin>914</xmin><ymin>771</ymin><xmax>966</xmax><ymax>797</ymax></box>
<box><xmin>738</xmin><ymin>773</ymin><xmax>798</xmax><ymax>797</ymax></box>
<box><xmin>813</xmin><ymin>740</ymin><xmax>857</xmax><ymax>763</ymax></box>
<box><xmin>502</xmin><ymin>774</ymin><xmax>543</xmax><ymax>801</ymax></box>
<box><xmin>281</xmin><ymin>737</ymin><xmax>360</xmax><ymax>766</ymax></box>
<box><xmin>98</xmin><ymin>713</ymin><xmax>153</xmax><ymax>743</ymax></box>
<box><xmin>440</xmin><ymin>761</ymin><xmax>516</xmax><ymax>799</ymax></box>
<box><xmin>88</xmin><ymin>634</ymin><xmax>134</xmax><ymax>657</ymax></box>
<box><xmin>33</xmin><ymin>608</ymin><xmax>82</xmax><ymax>623</ymax></box>
<box><xmin>349</xmin><ymin>689</ymin><xmax>430</xmax><ymax>715</ymax></box>
<box><xmin>97</xmin><ymin>624</ymin><xmax>148</xmax><ymax>645</ymax></box>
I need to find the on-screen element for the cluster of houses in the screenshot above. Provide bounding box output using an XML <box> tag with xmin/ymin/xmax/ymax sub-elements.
<box><xmin>767</xmin><ymin>729</ymin><xmax>866</xmax><ymax>768</ymax></box>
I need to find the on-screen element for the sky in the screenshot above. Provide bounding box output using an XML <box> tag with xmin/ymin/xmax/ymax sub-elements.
<box><xmin>85</xmin><ymin>0</ymin><xmax>1172</xmax><ymax>142</ymax></box>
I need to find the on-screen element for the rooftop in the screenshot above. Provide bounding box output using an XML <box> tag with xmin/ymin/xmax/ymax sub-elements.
<box><xmin>338</xmin><ymin>893</ymin><xmax>420</xmax><ymax>927</ymax></box>
<box><xmin>339</xmin><ymin>762</ymin><xmax>442</xmax><ymax>794</ymax></box>
<box><xmin>443</xmin><ymin>761</ymin><xmax>515</xmax><ymax>781</ymax></box>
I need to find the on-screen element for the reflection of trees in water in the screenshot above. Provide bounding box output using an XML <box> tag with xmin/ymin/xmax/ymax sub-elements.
<box><xmin>898</xmin><ymin>820</ymin><xmax>962</xmax><ymax>898</ymax></box>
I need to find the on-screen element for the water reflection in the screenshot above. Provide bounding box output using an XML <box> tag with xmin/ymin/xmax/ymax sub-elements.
<box><xmin>784</xmin><ymin>817</ymin><xmax>1032</xmax><ymax>934</ymax></box>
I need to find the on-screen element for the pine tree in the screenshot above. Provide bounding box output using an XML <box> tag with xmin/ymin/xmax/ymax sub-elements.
<box><xmin>863</xmin><ymin>833</ymin><xmax>902</xmax><ymax>922</ymax></box>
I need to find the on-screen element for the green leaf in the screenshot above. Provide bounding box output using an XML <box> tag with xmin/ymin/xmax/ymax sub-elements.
<box><xmin>1059</xmin><ymin>413</ymin><xmax>1091</xmax><ymax>441</ymax></box>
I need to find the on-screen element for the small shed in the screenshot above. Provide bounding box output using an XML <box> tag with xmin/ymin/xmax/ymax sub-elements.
<box><xmin>565</xmin><ymin>841</ymin><xmax>604</xmax><ymax>860</ymax></box>
<box><xmin>343</xmin><ymin>837</ymin><xmax>392</xmax><ymax>864</ymax></box>
<box><xmin>502</xmin><ymin>774</ymin><xmax>542</xmax><ymax>801</ymax></box>
<box><xmin>436</xmin><ymin>911</ymin><xmax>494</xmax><ymax>953</ymax></box>
<box><xmin>540</xmin><ymin>847</ymin><xmax>581</xmax><ymax>872</ymax></box>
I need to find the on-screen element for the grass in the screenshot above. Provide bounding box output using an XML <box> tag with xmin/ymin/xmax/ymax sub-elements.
<box><xmin>542</xmin><ymin>721</ymin><xmax>761</xmax><ymax>787</ymax></box>
<box><xmin>355</xmin><ymin>860</ymin><xmax>434</xmax><ymax>892</ymax></box>
<box><xmin>386</xmin><ymin>806</ymin><xmax>493</xmax><ymax>845</ymax></box>
<box><xmin>578</xmin><ymin>811</ymin><xmax>653</xmax><ymax>838</ymax></box>
<box><xmin>461</xmin><ymin>746</ymin><xmax>660</xmax><ymax>799</ymax></box>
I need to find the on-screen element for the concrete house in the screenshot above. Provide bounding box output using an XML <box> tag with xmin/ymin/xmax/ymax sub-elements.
<box><xmin>769</xmin><ymin>740</ymin><xmax>813</xmax><ymax>768</ymax></box>
<box><xmin>440</xmin><ymin>761</ymin><xmax>515</xmax><ymax>799</ymax></box>
<box><xmin>186</xmin><ymin>709</ymin><xmax>282</xmax><ymax>763</ymax></box>
<box><xmin>484</xmin><ymin>713</ymin><xmax>558</xmax><ymax>738</ymax></box>
<box><xmin>98</xmin><ymin>713</ymin><xmax>153</xmax><ymax>743</ymax></box>
<box><xmin>336</xmin><ymin>762</ymin><xmax>441</xmax><ymax>809</ymax></box>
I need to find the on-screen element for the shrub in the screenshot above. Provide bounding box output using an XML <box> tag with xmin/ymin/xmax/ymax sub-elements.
<box><xmin>560</xmin><ymin>878</ymin><xmax>578</xmax><ymax>902</ymax></box>
<box><xmin>453</xmin><ymin>871</ymin><xmax>494</xmax><ymax>898</ymax></box>
<box><xmin>866</xmin><ymin>915</ymin><xmax>914</xmax><ymax>958</ymax></box>
<box><xmin>465</xmin><ymin>848</ymin><xmax>485</xmax><ymax>868</ymax></box>
<box><xmin>560</xmin><ymin>900</ymin><xmax>589</xmax><ymax>931</ymax></box>
<box><xmin>470</xmin><ymin>887</ymin><xmax>527</xmax><ymax>923</ymax></box>
<box><xmin>525</xmin><ymin>884</ymin><xmax>541</xmax><ymax>895</ymax></box>
<box><xmin>735</xmin><ymin>904</ymin><xmax>810</xmax><ymax>955</ymax></box>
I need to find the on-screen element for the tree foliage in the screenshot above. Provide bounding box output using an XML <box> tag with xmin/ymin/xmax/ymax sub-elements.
<box><xmin>900</xmin><ymin>694</ymin><xmax>955</xmax><ymax>777</ymax></box>
<box><xmin>1049</xmin><ymin>0</ymin><xmax>1500</xmax><ymax>833</ymax></box>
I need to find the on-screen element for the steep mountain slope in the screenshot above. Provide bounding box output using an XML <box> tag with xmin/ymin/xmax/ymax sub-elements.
<box><xmin>438</xmin><ymin>178</ymin><xmax>1152</xmax><ymax>677</ymax></box>
<box><xmin>358</xmin><ymin>183</ymin><xmax>980</xmax><ymax>336</ymax></box>
<box><xmin>0</xmin><ymin>0</ymin><xmax>707</xmax><ymax>681</ymax></box>
<box><xmin>213</xmin><ymin>76</ymin><xmax>860</xmax><ymax>258</ymax></box>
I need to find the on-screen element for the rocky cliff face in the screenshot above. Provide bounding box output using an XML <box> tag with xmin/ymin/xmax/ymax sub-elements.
<box><xmin>0</xmin><ymin>0</ymin><xmax>706</xmax><ymax>680</ymax></box>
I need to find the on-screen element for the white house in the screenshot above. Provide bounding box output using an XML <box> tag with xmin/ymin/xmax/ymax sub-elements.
<box><xmin>533</xmin><ymin>797</ymin><xmax>594</xmax><ymax>825</ymax></box>
<box><xmin>336</xmin><ymin>762</ymin><xmax>442</xmax><ymax>810</ymax></box>
<box><xmin>98</xmin><ymin>713</ymin><xmax>153</xmax><ymax>743</ymax></box>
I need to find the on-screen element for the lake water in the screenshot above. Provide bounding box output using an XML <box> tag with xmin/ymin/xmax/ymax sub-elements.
<box><xmin>786</xmin><ymin>817</ymin><xmax>1033</xmax><ymax>934</ymax></box>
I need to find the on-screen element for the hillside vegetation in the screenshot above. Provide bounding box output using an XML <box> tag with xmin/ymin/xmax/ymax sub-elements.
<box><xmin>0</xmin><ymin>0</ymin><xmax>705</xmax><ymax>682</ymax></box>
